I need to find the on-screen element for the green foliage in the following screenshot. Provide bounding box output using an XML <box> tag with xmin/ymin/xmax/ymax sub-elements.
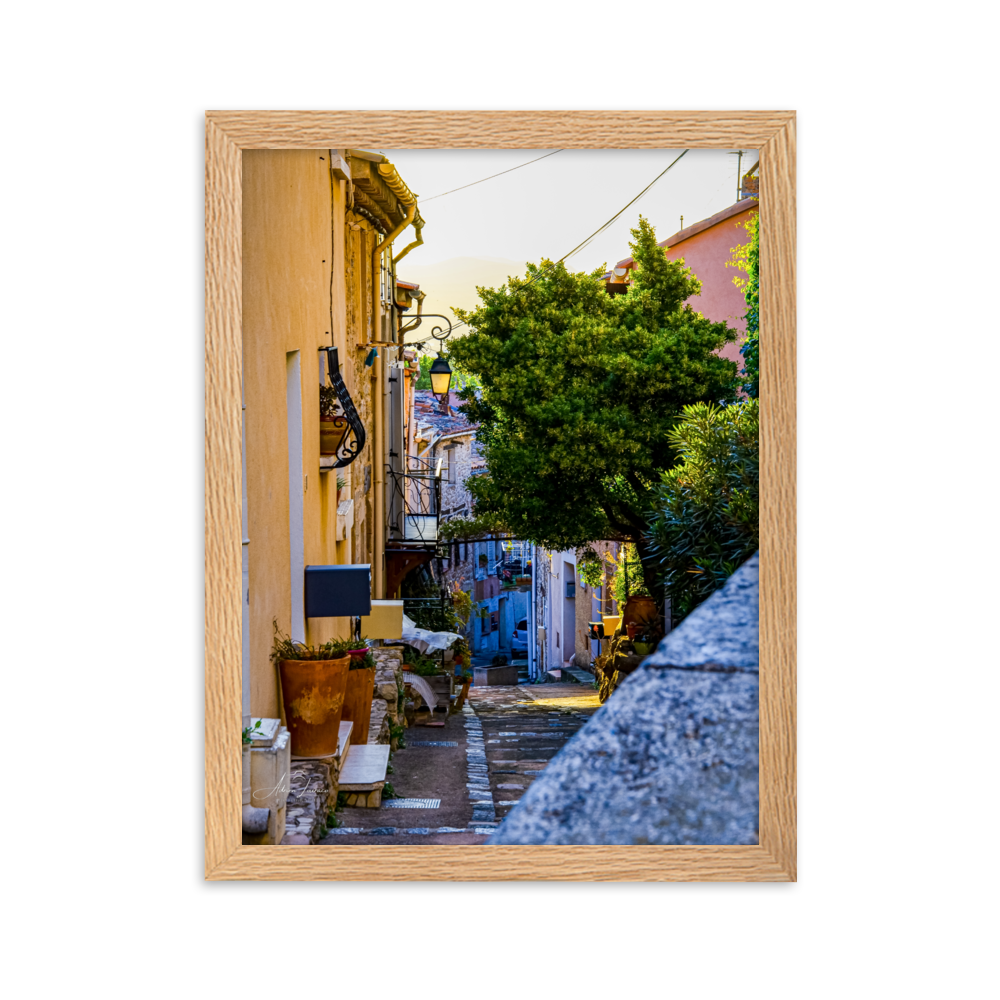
<box><xmin>449</xmin><ymin>588</ymin><xmax>487</xmax><ymax>629</ymax></box>
<box><xmin>413</xmin><ymin>353</ymin><xmax>482</xmax><ymax>392</ymax></box>
<box><xmin>576</xmin><ymin>547</ymin><xmax>605</xmax><ymax>590</ymax></box>
<box><xmin>270</xmin><ymin>620</ymin><xmax>353</xmax><ymax>663</ymax></box>
<box><xmin>339</xmin><ymin>636</ymin><xmax>375</xmax><ymax>670</ymax></box>
<box><xmin>242</xmin><ymin>719</ymin><xmax>263</xmax><ymax>746</ymax></box>
<box><xmin>645</xmin><ymin>400</ymin><xmax>759</xmax><ymax>621</ymax></box>
<box><xmin>410</xmin><ymin>602</ymin><xmax>461</xmax><ymax>633</ymax></box>
<box><xmin>408</xmin><ymin>654</ymin><xmax>443</xmax><ymax>676</ymax></box>
<box><xmin>382</xmin><ymin>782</ymin><xmax>398</xmax><ymax>800</ymax></box>
<box><xmin>612</xmin><ymin>542</ymin><xmax>649</xmax><ymax>604</ymax></box>
<box><xmin>319</xmin><ymin>383</ymin><xmax>340</xmax><ymax>418</ymax></box>
<box><xmin>727</xmin><ymin>212</ymin><xmax>759</xmax><ymax>398</ymax></box>
<box><xmin>447</xmin><ymin>216</ymin><xmax>741</xmax><ymax>586</ymax></box>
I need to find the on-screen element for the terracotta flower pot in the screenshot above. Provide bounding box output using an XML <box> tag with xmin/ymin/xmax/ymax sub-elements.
<box><xmin>626</xmin><ymin>622</ymin><xmax>638</xmax><ymax>640</ymax></box>
<box><xmin>278</xmin><ymin>656</ymin><xmax>350</xmax><ymax>757</ymax></box>
<box><xmin>341</xmin><ymin>665</ymin><xmax>376</xmax><ymax>746</ymax></box>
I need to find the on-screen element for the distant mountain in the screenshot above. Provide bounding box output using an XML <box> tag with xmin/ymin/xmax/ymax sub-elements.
<box><xmin>396</xmin><ymin>256</ymin><xmax>526</xmax><ymax>338</ymax></box>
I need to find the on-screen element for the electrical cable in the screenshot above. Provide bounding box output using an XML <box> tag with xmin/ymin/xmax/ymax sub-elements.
<box><xmin>420</xmin><ymin>149</ymin><xmax>563</xmax><ymax>202</ymax></box>
<box><xmin>404</xmin><ymin>149</ymin><xmax>690</xmax><ymax>348</ymax></box>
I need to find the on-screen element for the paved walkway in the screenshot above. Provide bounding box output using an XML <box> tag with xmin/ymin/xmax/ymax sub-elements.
<box><xmin>319</xmin><ymin>680</ymin><xmax>600</xmax><ymax>845</ymax></box>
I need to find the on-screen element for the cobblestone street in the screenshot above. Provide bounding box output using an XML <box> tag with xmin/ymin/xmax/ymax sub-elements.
<box><xmin>321</xmin><ymin>681</ymin><xmax>601</xmax><ymax>845</ymax></box>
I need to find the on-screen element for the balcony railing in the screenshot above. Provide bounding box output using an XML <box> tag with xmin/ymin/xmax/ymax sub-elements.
<box><xmin>386</xmin><ymin>453</ymin><xmax>441</xmax><ymax>548</ymax></box>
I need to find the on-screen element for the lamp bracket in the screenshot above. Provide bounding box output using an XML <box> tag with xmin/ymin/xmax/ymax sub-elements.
<box><xmin>320</xmin><ymin>346</ymin><xmax>366</xmax><ymax>468</ymax></box>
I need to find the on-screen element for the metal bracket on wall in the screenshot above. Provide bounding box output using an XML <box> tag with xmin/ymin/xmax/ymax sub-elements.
<box><xmin>320</xmin><ymin>346</ymin><xmax>366</xmax><ymax>469</ymax></box>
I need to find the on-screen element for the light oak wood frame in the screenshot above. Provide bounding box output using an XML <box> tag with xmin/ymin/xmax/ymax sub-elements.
<box><xmin>206</xmin><ymin>111</ymin><xmax>796</xmax><ymax>881</ymax></box>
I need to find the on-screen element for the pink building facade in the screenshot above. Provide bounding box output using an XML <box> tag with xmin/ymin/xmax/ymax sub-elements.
<box><xmin>604</xmin><ymin>197</ymin><xmax>759</xmax><ymax>368</ymax></box>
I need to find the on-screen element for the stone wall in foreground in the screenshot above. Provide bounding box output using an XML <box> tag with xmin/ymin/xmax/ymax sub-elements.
<box><xmin>489</xmin><ymin>553</ymin><xmax>759</xmax><ymax>846</ymax></box>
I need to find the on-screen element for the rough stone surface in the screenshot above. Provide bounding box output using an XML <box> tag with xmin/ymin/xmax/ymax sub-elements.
<box><xmin>489</xmin><ymin>554</ymin><xmax>759</xmax><ymax>846</ymax></box>
<box><xmin>371</xmin><ymin>648</ymin><xmax>404</xmax><ymax>745</ymax></box>
<box><xmin>281</xmin><ymin>760</ymin><xmax>336</xmax><ymax>844</ymax></box>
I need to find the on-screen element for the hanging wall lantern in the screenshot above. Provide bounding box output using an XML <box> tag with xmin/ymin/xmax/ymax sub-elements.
<box><xmin>429</xmin><ymin>354</ymin><xmax>453</xmax><ymax>396</ymax></box>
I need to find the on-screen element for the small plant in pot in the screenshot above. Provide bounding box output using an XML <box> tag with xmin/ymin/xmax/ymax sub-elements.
<box><xmin>320</xmin><ymin>385</ymin><xmax>350</xmax><ymax>457</ymax></box>
<box><xmin>341</xmin><ymin>640</ymin><xmax>378</xmax><ymax>747</ymax></box>
<box><xmin>454</xmin><ymin>667</ymin><xmax>473</xmax><ymax>709</ymax></box>
<box><xmin>409</xmin><ymin>654</ymin><xmax>442</xmax><ymax>677</ymax></box>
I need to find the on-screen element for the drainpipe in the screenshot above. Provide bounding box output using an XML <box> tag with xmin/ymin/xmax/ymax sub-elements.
<box><xmin>373</xmin><ymin>341</ymin><xmax>385</xmax><ymax>598</ymax></box>
<box><xmin>372</xmin><ymin>200</ymin><xmax>416</xmax><ymax>343</ymax></box>
<box><xmin>393</xmin><ymin>208</ymin><xmax>424</xmax><ymax>266</ymax></box>
<box><xmin>400</xmin><ymin>288</ymin><xmax>426</xmax><ymax>335</ymax></box>
<box><xmin>370</xmin><ymin>198</ymin><xmax>416</xmax><ymax>602</ymax></box>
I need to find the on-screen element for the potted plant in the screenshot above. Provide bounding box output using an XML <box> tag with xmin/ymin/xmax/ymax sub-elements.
<box><xmin>271</xmin><ymin>621</ymin><xmax>352</xmax><ymax>757</ymax></box>
<box><xmin>341</xmin><ymin>643</ymin><xmax>377</xmax><ymax>746</ymax></box>
<box><xmin>454</xmin><ymin>668</ymin><xmax>473</xmax><ymax>710</ymax></box>
<box><xmin>320</xmin><ymin>385</ymin><xmax>350</xmax><ymax>457</ymax></box>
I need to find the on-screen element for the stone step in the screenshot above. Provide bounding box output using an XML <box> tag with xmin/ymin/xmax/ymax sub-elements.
<box><xmin>338</xmin><ymin>743</ymin><xmax>391</xmax><ymax>808</ymax></box>
<box><xmin>566</xmin><ymin>668</ymin><xmax>595</xmax><ymax>685</ymax></box>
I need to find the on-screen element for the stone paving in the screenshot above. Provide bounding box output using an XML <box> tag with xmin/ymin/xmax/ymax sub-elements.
<box><xmin>318</xmin><ymin>679</ymin><xmax>600</xmax><ymax>845</ymax></box>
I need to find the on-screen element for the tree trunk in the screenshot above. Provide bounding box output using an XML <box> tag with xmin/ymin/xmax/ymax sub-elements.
<box><xmin>632</xmin><ymin>533</ymin><xmax>665</xmax><ymax>607</ymax></box>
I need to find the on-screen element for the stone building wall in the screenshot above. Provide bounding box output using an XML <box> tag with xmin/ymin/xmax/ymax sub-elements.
<box><xmin>372</xmin><ymin>647</ymin><xmax>404</xmax><ymax>748</ymax></box>
<box><xmin>439</xmin><ymin>433</ymin><xmax>476</xmax><ymax>518</ymax></box>
<box><xmin>344</xmin><ymin>210</ymin><xmax>378</xmax><ymax>569</ymax></box>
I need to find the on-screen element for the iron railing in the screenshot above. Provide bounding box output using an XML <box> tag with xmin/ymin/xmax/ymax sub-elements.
<box><xmin>386</xmin><ymin>453</ymin><xmax>441</xmax><ymax>548</ymax></box>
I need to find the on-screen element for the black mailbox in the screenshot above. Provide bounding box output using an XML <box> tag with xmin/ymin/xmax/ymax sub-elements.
<box><xmin>304</xmin><ymin>564</ymin><xmax>372</xmax><ymax>618</ymax></box>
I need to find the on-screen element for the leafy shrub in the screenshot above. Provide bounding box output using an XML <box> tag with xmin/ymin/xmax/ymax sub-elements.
<box><xmin>645</xmin><ymin>400</ymin><xmax>758</xmax><ymax>623</ymax></box>
<box><xmin>727</xmin><ymin>211</ymin><xmax>759</xmax><ymax>398</ymax></box>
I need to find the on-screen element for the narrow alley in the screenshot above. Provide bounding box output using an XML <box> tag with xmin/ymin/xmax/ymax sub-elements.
<box><xmin>321</xmin><ymin>680</ymin><xmax>601</xmax><ymax>845</ymax></box>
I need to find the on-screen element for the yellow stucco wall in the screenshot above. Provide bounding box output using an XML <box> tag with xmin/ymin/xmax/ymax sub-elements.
<box><xmin>243</xmin><ymin>149</ymin><xmax>352</xmax><ymax>718</ymax></box>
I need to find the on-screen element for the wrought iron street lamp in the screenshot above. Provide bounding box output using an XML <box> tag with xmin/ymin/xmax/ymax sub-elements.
<box><xmin>429</xmin><ymin>354</ymin><xmax>453</xmax><ymax>396</ymax></box>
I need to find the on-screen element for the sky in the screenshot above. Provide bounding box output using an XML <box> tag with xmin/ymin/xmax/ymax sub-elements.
<box><xmin>380</xmin><ymin>147</ymin><xmax>756</xmax><ymax>272</ymax></box>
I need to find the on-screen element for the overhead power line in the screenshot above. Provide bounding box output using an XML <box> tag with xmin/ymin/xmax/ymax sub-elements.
<box><xmin>525</xmin><ymin>148</ymin><xmax>689</xmax><ymax>285</ymax></box>
<box><xmin>420</xmin><ymin>149</ymin><xmax>563</xmax><ymax>202</ymax></box>
<box><xmin>407</xmin><ymin>148</ymin><xmax>690</xmax><ymax>347</ymax></box>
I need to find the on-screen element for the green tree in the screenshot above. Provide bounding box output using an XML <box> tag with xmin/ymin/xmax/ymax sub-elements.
<box><xmin>727</xmin><ymin>211</ymin><xmax>759</xmax><ymax>398</ymax></box>
<box><xmin>645</xmin><ymin>399</ymin><xmax>759</xmax><ymax>621</ymax></box>
<box><xmin>444</xmin><ymin>216</ymin><xmax>742</xmax><ymax>596</ymax></box>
